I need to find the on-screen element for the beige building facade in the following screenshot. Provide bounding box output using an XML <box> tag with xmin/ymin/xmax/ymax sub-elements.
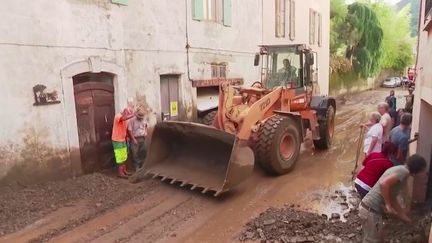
<box><xmin>0</xmin><ymin>0</ymin><xmax>330</xmax><ymax>184</ymax></box>
<box><xmin>410</xmin><ymin>0</ymin><xmax>432</xmax><ymax>202</ymax></box>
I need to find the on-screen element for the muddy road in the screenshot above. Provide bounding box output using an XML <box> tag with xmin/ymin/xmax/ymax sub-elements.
<box><xmin>0</xmin><ymin>88</ymin><xmax>409</xmax><ymax>243</ymax></box>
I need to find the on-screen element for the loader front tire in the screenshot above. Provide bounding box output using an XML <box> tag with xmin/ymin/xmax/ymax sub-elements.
<box><xmin>255</xmin><ymin>115</ymin><xmax>301</xmax><ymax>175</ymax></box>
<box><xmin>313</xmin><ymin>106</ymin><xmax>335</xmax><ymax>150</ymax></box>
<box><xmin>199</xmin><ymin>110</ymin><xmax>217</xmax><ymax>126</ymax></box>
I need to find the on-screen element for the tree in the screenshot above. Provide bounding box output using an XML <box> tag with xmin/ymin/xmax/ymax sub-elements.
<box><xmin>330</xmin><ymin>0</ymin><xmax>348</xmax><ymax>54</ymax></box>
<box><xmin>396</xmin><ymin>0</ymin><xmax>420</xmax><ymax>37</ymax></box>
<box><xmin>370</xmin><ymin>3</ymin><xmax>415</xmax><ymax>72</ymax></box>
<box><xmin>345</xmin><ymin>2</ymin><xmax>383</xmax><ymax>79</ymax></box>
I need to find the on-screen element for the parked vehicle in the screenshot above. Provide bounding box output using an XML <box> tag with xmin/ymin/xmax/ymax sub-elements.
<box><xmin>382</xmin><ymin>78</ymin><xmax>397</xmax><ymax>88</ymax></box>
<box><xmin>402</xmin><ymin>77</ymin><xmax>409</xmax><ymax>86</ymax></box>
<box><xmin>394</xmin><ymin>77</ymin><xmax>402</xmax><ymax>86</ymax></box>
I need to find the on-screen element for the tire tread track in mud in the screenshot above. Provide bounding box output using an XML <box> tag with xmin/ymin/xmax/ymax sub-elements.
<box><xmin>115</xmin><ymin>197</ymin><xmax>196</xmax><ymax>243</ymax></box>
<box><xmin>77</xmin><ymin>189</ymin><xmax>172</xmax><ymax>243</ymax></box>
<box><xmin>25</xmin><ymin>179</ymin><xmax>159</xmax><ymax>243</ymax></box>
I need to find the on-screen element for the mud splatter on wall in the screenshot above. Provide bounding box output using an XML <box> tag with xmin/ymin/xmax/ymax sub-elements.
<box><xmin>0</xmin><ymin>126</ymin><xmax>72</xmax><ymax>186</ymax></box>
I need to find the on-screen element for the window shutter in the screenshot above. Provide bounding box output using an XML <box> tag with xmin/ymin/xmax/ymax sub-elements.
<box><xmin>223</xmin><ymin>0</ymin><xmax>232</xmax><ymax>26</ymax></box>
<box><xmin>193</xmin><ymin>0</ymin><xmax>204</xmax><ymax>21</ymax></box>
<box><xmin>289</xmin><ymin>0</ymin><xmax>295</xmax><ymax>40</ymax></box>
<box><xmin>111</xmin><ymin>0</ymin><xmax>128</xmax><ymax>5</ymax></box>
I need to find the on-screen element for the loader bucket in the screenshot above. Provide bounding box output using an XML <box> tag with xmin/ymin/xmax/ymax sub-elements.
<box><xmin>143</xmin><ymin>121</ymin><xmax>254</xmax><ymax>196</ymax></box>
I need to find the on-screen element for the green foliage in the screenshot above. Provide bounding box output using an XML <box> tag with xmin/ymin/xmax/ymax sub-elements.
<box><xmin>330</xmin><ymin>0</ymin><xmax>348</xmax><ymax>54</ymax></box>
<box><xmin>396</xmin><ymin>0</ymin><xmax>420</xmax><ymax>37</ymax></box>
<box><xmin>370</xmin><ymin>2</ymin><xmax>415</xmax><ymax>72</ymax></box>
<box><xmin>330</xmin><ymin>0</ymin><xmax>415</xmax><ymax>78</ymax></box>
<box><xmin>346</xmin><ymin>2</ymin><xmax>383</xmax><ymax>79</ymax></box>
<box><xmin>409</xmin><ymin>1</ymin><xmax>420</xmax><ymax>37</ymax></box>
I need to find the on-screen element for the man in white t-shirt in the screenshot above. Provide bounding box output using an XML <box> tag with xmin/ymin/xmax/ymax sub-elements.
<box><xmin>362</xmin><ymin>111</ymin><xmax>383</xmax><ymax>155</ymax></box>
<box><xmin>378</xmin><ymin>102</ymin><xmax>393</xmax><ymax>142</ymax></box>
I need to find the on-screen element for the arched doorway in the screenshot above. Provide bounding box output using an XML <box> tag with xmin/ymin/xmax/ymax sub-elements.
<box><xmin>73</xmin><ymin>72</ymin><xmax>116</xmax><ymax>173</ymax></box>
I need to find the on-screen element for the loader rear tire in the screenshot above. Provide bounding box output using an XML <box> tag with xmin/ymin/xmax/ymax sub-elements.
<box><xmin>199</xmin><ymin>110</ymin><xmax>217</xmax><ymax>126</ymax></box>
<box><xmin>255</xmin><ymin>115</ymin><xmax>301</xmax><ymax>175</ymax></box>
<box><xmin>313</xmin><ymin>106</ymin><xmax>335</xmax><ymax>150</ymax></box>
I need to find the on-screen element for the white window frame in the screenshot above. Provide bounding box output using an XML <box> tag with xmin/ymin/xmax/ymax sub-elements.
<box><xmin>309</xmin><ymin>9</ymin><xmax>321</xmax><ymax>45</ymax></box>
<box><xmin>275</xmin><ymin>0</ymin><xmax>286</xmax><ymax>37</ymax></box>
<box><xmin>276</xmin><ymin>0</ymin><xmax>295</xmax><ymax>39</ymax></box>
<box><xmin>289</xmin><ymin>0</ymin><xmax>295</xmax><ymax>40</ymax></box>
<box><xmin>204</xmin><ymin>0</ymin><xmax>224</xmax><ymax>23</ymax></box>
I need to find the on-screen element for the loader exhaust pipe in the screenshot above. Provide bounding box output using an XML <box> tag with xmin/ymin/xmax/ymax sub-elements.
<box><xmin>143</xmin><ymin>121</ymin><xmax>254</xmax><ymax>196</ymax></box>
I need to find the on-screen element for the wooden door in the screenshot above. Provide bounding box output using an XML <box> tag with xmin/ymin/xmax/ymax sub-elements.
<box><xmin>160</xmin><ymin>75</ymin><xmax>180</xmax><ymax>121</ymax></box>
<box><xmin>74</xmin><ymin>82</ymin><xmax>115</xmax><ymax>173</ymax></box>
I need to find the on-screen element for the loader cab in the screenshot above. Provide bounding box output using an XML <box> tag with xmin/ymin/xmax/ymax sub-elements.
<box><xmin>258</xmin><ymin>45</ymin><xmax>315</xmax><ymax>90</ymax></box>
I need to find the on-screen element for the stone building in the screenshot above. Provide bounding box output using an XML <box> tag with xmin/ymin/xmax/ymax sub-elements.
<box><xmin>0</xmin><ymin>0</ymin><xmax>330</xmax><ymax>184</ymax></box>
<box><xmin>410</xmin><ymin>0</ymin><xmax>432</xmax><ymax>202</ymax></box>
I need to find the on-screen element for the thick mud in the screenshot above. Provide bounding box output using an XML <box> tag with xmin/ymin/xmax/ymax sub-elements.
<box><xmin>239</xmin><ymin>186</ymin><xmax>432</xmax><ymax>243</ymax></box>
<box><xmin>239</xmin><ymin>206</ymin><xmax>362</xmax><ymax>243</ymax></box>
<box><xmin>0</xmin><ymin>88</ymin><xmax>422</xmax><ymax>243</ymax></box>
<box><xmin>0</xmin><ymin>173</ymin><xmax>157</xmax><ymax>240</ymax></box>
<box><xmin>239</xmin><ymin>204</ymin><xmax>431</xmax><ymax>243</ymax></box>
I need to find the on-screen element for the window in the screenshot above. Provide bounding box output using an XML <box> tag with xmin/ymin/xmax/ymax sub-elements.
<box><xmin>264</xmin><ymin>47</ymin><xmax>302</xmax><ymax>89</ymax></box>
<box><xmin>204</xmin><ymin>0</ymin><xmax>223</xmax><ymax>23</ymax></box>
<box><xmin>275</xmin><ymin>0</ymin><xmax>295</xmax><ymax>39</ymax></box>
<box><xmin>211</xmin><ymin>63</ymin><xmax>227</xmax><ymax>79</ymax></box>
<box><xmin>275</xmin><ymin>0</ymin><xmax>286</xmax><ymax>37</ymax></box>
<box><xmin>289</xmin><ymin>0</ymin><xmax>295</xmax><ymax>40</ymax></box>
<box><xmin>192</xmin><ymin>0</ymin><xmax>232</xmax><ymax>26</ymax></box>
<box><xmin>309</xmin><ymin>9</ymin><xmax>321</xmax><ymax>46</ymax></box>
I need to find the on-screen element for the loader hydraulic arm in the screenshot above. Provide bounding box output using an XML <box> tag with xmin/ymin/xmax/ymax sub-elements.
<box><xmin>236</xmin><ymin>87</ymin><xmax>283</xmax><ymax>140</ymax></box>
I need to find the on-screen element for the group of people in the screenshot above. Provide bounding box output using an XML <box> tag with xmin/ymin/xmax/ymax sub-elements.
<box><xmin>111</xmin><ymin>99</ymin><xmax>148</xmax><ymax>178</ymax></box>
<box><xmin>354</xmin><ymin>89</ymin><xmax>426</xmax><ymax>242</ymax></box>
<box><xmin>385</xmin><ymin>87</ymin><xmax>414</xmax><ymax>118</ymax></box>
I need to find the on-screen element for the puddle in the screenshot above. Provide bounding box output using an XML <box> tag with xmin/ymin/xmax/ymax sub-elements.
<box><xmin>300</xmin><ymin>184</ymin><xmax>360</xmax><ymax>222</ymax></box>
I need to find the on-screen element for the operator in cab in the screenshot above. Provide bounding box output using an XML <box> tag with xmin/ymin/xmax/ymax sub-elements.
<box><xmin>278</xmin><ymin>59</ymin><xmax>298</xmax><ymax>86</ymax></box>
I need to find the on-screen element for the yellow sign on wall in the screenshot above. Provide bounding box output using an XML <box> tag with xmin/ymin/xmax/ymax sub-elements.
<box><xmin>170</xmin><ymin>101</ymin><xmax>178</xmax><ymax>117</ymax></box>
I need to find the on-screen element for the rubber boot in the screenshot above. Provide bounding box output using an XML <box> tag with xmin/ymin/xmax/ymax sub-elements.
<box><xmin>117</xmin><ymin>164</ymin><xmax>128</xmax><ymax>179</ymax></box>
<box><xmin>123</xmin><ymin>165</ymin><xmax>132</xmax><ymax>176</ymax></box>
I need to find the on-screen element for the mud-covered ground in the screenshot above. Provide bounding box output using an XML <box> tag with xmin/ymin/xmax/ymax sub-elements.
<box><xmin>239</xmin><ymin>189</ymin><xmax>432</xmax><ymax>243</ymax></box>
<box><xmin>0</xmin><ymin>173</ymin><xmax>157</xmax><ymax>240</ymax></box>
<box><xmin>0</xmin><ymin>87</ymin><xmax>424</xmax><ymax>243</ymax></box>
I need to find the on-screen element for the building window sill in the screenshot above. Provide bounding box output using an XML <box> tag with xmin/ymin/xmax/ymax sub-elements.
<box><xmin>111</xmin><ymin>0</ymin><xmax>127</xmax><ymax>5</ymax></box>
<box><xmin>193</xmin><ymin>19</ymin><xmax>230</xmax><ymax>27</ymax></box>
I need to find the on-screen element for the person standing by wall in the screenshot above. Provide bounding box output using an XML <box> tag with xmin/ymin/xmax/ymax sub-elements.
<box><xmin>378</xmin><ymin>102</ymin><xmax>393</xmax><ymax>142</ymax></box>
<box><xmin>358</xmin><ymin>154</ymin><xmax>426</xmax><ymax>243</ymax></box>
<box><xmin>389</xmin><ymin>113</ymin><xmax>415</xmax><ymax>166</ymax></box>
<box><xmin>362</xmin><ymin>112</ymin><xmax>383</xmax><ymax>156</ymax></box>
<box><xmin>112</xmin><ymin>109</ymin><xmax>135</xmax><ymax>178</ymax></box>
<box><xmin>405</xmin><ymin>87</ymin><xmax>415</xmax><ymax>113</ymax></box>
<box><xmin>128</xmin><ymin>109</ymin><xmax>148</xmax><ymax>171</ymax></box>
<box><xmin>385</xmin><ymin>90</ymin><xmax>397</xmax><ymax>112</ymax></box>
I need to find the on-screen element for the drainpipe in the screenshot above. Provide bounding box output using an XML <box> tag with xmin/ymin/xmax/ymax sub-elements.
<box><xmin>185</xmin><ymin>0</ymin><xmax>193</xmax><ymax>82</ymax></box>
<box><xmin>261</xmin><ymin>0</ymin><xmax>264</xmax><ymax>45</ymax></box>
<box><xmin>415</xmin><ymin>1</ymin><xmax>422</xmax><ymax>72</ymax></box>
